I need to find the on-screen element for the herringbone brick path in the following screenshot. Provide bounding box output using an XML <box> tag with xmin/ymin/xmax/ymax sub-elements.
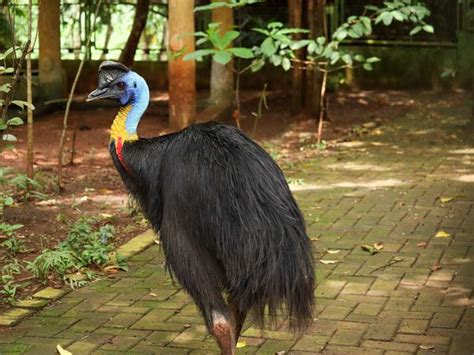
<box><xmin>1</xmin><ymin>94</ymin><xmax>473</xmax><ymax>354</ymax></box>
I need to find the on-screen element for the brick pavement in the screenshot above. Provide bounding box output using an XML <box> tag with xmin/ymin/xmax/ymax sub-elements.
<box><xmin>1</xmin><ymin>95</ymin><xmax>473</xmax><ymax>354</ymax></box>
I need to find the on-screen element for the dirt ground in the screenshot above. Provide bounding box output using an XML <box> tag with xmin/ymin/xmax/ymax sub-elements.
<box><xmin>0</xmin><ymin>89</ymin><xmax>426</xmax><ymax>308</ymax></box>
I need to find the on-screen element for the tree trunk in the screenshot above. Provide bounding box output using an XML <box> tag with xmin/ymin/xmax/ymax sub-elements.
<box><xmin>305</xmin><ymin>0</ymin><xmax>326</xmax><ymax>117</ymax></box>
<box><xmin>168</xmin><ymin>0</ymin><xmax>196</xmax><ymax>130</ymax></box>
<box><xmin>210</xmin><ymin>0</ymin><xmax>234</xmax><ymax>110</ymax></box>
<box><xmin>289</xmin><ymin>0</ymin><xmax>303</xmax><ymax>114</ymax></box>
<box><xmin>119</xmin><ymin>0</ymin><xmax>150</xmax><ymax>66</ymax></box>
<box><xmin>38</xmin><ymin>0</ymin><xmax>66</xmax><ymax>100</ymax></box>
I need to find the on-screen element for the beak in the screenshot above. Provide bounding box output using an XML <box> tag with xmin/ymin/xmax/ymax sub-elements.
<box><xmin>86</xmin><ymin>87</ymin><xmax>119</xmax><ymax>102</ymax></box>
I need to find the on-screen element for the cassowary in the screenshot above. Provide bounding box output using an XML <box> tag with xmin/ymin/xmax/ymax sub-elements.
<box><xmin>87</xmin><ymin>61</ymin><xmax>314</xmax><ymax>354</ymax></box>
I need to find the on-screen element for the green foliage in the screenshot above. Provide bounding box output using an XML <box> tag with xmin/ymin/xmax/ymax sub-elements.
<box><xmin>0</xmin><ymin>222</ymin><xmax>23</xmax><ymax>237</ymax></box>
<box><xmin>1</xmin><ymin>236</ymin><xmax>26</xmax><ymax>255</ymax></box>
<box><xmin>27</xmin><ymin>218</ymin><xmax>125</xmax><ymax>284</ymax></box>
<box><xmin>26</xmin><ymin>249</ymin><xmax>80</xmax><ymax>281</ymax></box>
<box><xmin>194</xmin><ymin>0</ymin><xmax>263</xmax><ymax>12</ymax></box>
<box><xmin>0</xmin><ymin>259</ymin><xmax>22</xmax><ymax>304</ymax></box>
<box><xmin>184</xmin><ymin>23</ymin><xmax>254</xmax><ymax>65</ymax></box>
<box><xmin>187</xmin><ymin>0</ymin><xmax>433</xmax><ymax>76</ymax></box>
<box><xmin>0</xmin><ymin>47</ymin><xmax>33</xmax><ymax>144</ymax></box>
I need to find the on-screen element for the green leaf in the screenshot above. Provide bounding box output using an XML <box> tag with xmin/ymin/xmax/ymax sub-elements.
<box><xmin>6</xmin><ymin>117</ymin><xmax>23</xmax><ymax>126</ymax></box>
<box><xmin>261</xmin><ymin>37</ymin><xmax>276</xmax><ymax>57</ymax></box>
<box><xmin>251</xmin><ymin>58</ymin><xmax>265</xmax><ymax>72</ymax></box>
<box><xmin>364</xmin><ymin>5</ymin><xmax>379</xmax><ymax>11</ymax></box>
<box><xmin>268</xmin><ymin>22</ymin><xmax>283</xmax><ymax>29</ymax></box>
<box><xmin>307</xmin><ymin>41</ymin><xmax>317</xmax><ymax>54</ymax></box>
<box><xmin>194</xmin><ymin>2</ymin><xmax>228</xmax><ymax>12</ymax></box>
<box><xmin>271</xmin><ymin>54</ymin><xmax>282</xmax><ymax>66</ymax></box>
<box><xmin>2</xmin><ymin>134</ymin><xmax>17</xmax><ymax>142</ymax></box>
<box><xmin>330</xmin><ymin>52</ymin><xmax>340</xmax><ymax>65</ymax></box>
<box><xmin>3</xmin><ymin>197</ymin><xmax>14</xmax><ymax>206</ymax></box>
<box><xmin>228</xmin><ymin>47</ymin><xmax>254</xmax><ymax>59</ymax></box>
<box><xmin>334</xmin><ymin>28</ymin><xmax>348</xmax><ymax>41</ymax></box>
<box><xmin>354</xmin><ymin>54</ymin><xmax>365</xmax><ymax>62</ymax></box>
<box><xmin>423</xmin><ymin>24</ymin><xmax>434</xmax><ymax>33</ymax></box>
<box><xmin>366</xmin><ymin>57</ymin><xmax>381</xmax><ymax>63</ymax></box>
<box><xmin>0</xmin><ymin>120</ymin><xmax>7</xmax><ymax>130</ymax></box>
<box><xmin>0</xmin><ymin>67</ymin><xmax>14</xmax><ymax>74</ymax></box>
<box><xmin>282</xmin><ymin>57</ymin><xmax>291</xmax><ymax>71</ymax></box>
<box><xmin>213</xmin><ymin>51</ymin><xmax>232</xmax><ymax>65</ymax></box>
<box><xmin>219</xmin><ymin>30</ymin><xmax>240</xmax><ymax>49</ymax></box>
<box><xmin>382</xmin><ymin>12</ymin><xmax>393</xmax><ymax>25</ymax></box>
<box><xmin>409</xmin><ymin>26</ymin><xmax>422</xmax><ymax>35</ymax></box>
<box><xmin>363</xmin><ymin>63</ymin><xmax>373</xmax><ymax>71</ymax></box>
<box><xmin>316</xmin><ymin>36</ymin><xmax>326</xmax><ymax>45</ymax></box>
<box><xmin>342</xmin><ymin>54</ymin><xmax>353</xmax><ymax>66</ymax></box>
<box><xmin>11</xmin><ymin>100</ymin><xmax>35</xmax><ymax>110</ymax></box>
<box><xmin>291</xmin><ymin>40</ymin><xmax>311</xmax><ymax>50</ymax></box>
<box><xmin>392</xmin><ymin>10</ymin><xmax>404</xmax><ymax>21</ymax></box>
<box><xmin>183</xmin><ymin>49</ymin><xmax>215</xmax><ymax>61</ymax></box>
<box><xmin>196</xmin><ymin>37</ymin><xmax>209</xmax><ymax>46</ymax></box>
<box><xmin>0</xmin><ymin>83</ymin><xmax>11</xmax><ymax>93</ymax></box>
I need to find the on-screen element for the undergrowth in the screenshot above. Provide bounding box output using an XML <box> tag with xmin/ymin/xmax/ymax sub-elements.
<box><xmin>0</xmin><ymin>217</ymin><xmax>128</xmax><ymax>305</ymax></box>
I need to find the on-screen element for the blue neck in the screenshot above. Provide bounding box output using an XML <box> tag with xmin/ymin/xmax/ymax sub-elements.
<box><xmin>125</xmin><ymin>89</ymin><xmax>150</xmax><ymax>135</ymax></box>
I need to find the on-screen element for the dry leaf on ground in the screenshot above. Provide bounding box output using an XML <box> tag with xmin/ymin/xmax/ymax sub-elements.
<box><xmin>236</xmin><ymin>341</ymin><xmax>247</xmax><ymax>348</ymax></box>
<box><xmin>439</xmin><ymin>197</ymin><xmax>453</xmax><ymax>203</ymax></box>
<box><xmin>327</xmin><ymin>249</ymin><xmax>340</xmax><ymax>254</ymax></box>
<box><xmin>320</xmin><ymin>260</ymin><xmax>340</xmax><ymax>265</ymax></box>
<box><xmin>373</xmin><ymin>242</ymin><xmax>384</xmax><ymax>251</ymax></box>
<box><xmin>57</xmin><ymin>344</ymin><xmax>72</xmax><ymax>355</ymax></box>
<box><xmin>419</xmin><ymin>345</ymin><xmax>435</xmax><ymax>350</ymax></box>
<box><xmin>435</xmin><ymin>230</ymin><xmax>451</xmax><ymax>238</ymax></box>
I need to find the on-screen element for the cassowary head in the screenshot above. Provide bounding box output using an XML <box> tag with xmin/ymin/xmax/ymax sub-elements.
<box><xmin>87</xmin><ymin>61</ymin><xmax>149</xmax><ymax>105</ymax></box>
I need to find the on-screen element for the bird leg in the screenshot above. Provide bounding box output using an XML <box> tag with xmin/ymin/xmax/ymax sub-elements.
<box><xmin>211</xmin><ymin>310</ymin><xmax>236</xmax><ymax>355</ymax></box>
<box><xmin>227</xmin><ymin>297</ymin><xmax>247</xmax><ymax>343</ymax></box>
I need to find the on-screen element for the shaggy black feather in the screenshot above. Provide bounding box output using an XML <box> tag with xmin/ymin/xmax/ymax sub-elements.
<box><xmin>111</xmin><ymin>122</ymin><xmax>315</xmax><ymax>331</ymax></box>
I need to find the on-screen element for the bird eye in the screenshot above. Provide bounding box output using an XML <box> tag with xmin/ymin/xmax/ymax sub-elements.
<box><xmin>117</xmin><ymin>82</ymin><xmax>126</xmax><ymax>90</ymax></box>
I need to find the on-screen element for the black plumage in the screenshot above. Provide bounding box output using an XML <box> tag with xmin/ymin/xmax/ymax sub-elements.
<box><xmin>89</xmin><ymin>62</ymin><xmax>315</xmax><ymax>354</ymax></box>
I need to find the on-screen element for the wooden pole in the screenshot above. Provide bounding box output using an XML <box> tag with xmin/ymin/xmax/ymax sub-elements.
<box><xmin>210</xmin><ymin>0</ymin><xmax>234</xmax><ymax>109</ymax></box>
<box><xmin>289</xmin><ymin>0</ymin><xmax>303</xmax><ymax>114</ymax></box>
<box><xmin>168</xmin><ymin>0</ymin><xmax>196</xmax><ymax>130</ymax></box>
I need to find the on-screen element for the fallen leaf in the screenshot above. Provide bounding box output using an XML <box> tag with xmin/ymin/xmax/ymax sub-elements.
<box><xmin>431</xmin><ymin>262</ymin><xmax>442</xmax><ymax>271</ymax></box>
<box><xmin>417</xmin><ymin>242</ymin><xmax>428</xmax><ymax>249</ymax></box>
<box><xmin>435</xmin><ymin>230</ymin><xmax>451</xmax><ymax>238</ymax></box>
<box><xmin>236</xmin><ymin>341</ymin><xmax>247</xmax><ymax>349</ymax></box>
<box><xmin>149</xmin><ymin>292</ymin><xmax>158</xmax><ymax>297</ymax></box>
<box><xmin>37</xmin><ymin>199</ymin><xmax>58</xmax><ymax>206</ymax></box>
<box><xmin>327</xmin><ymin>249</ymin><xmax>340</xmax><ymax>254</ymax></box>
<box><xmin>320</xmin><ymin>260</ymin><xmax>340</xmax><ymax>265</ymax></box>
<box><xmin>439</xmin><ymin>197</ymin><xmax>453</xmax><ymax>203</ymax></box>
<box><xmin>419</xmin><ymin>345</ymin><xmax>435</xmax><ymax>350</ymax></box>
<box><xmin>57</xmin><ymin>344</ymin><xmax>72</xmax><ymax>355</ymax></box>
<box><xmin>310</xmin><ymin>237</ymin><xmax>319</xmax><ymax>241</ymax></box>
<box><xmin>153</xmin><ymin>239</ymin><xmax>161</xmax><ymax>245</ymax></box>
<box><xmin>362</xmin><ymin>122</ymin><xmax>377</xmax><ymax>128</ymax></box>
<box><xmin>373</xmin><ymin>242</ymin><xmax>384</xmax><ymax>251</ymax></box>
<box><xmin>360</xmin><ymin>245</ymin><xmax>378</xmax><ymax>255</ymax></box>
<box><xmin>393</xmin><ymin>257</ymin><xmax>404</xmax><ymax>262</ymax></box>
<box><xmin>103</xmin><ymin>266</ymin><xmax>120</xmax><ymax>273</ymax></box>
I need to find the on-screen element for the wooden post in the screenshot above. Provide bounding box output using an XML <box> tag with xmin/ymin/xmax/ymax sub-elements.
<box><xmin>210</xmin><ymin>0</ymin><xmax>234</xmax><ymax>109</ymax></box>
<box><xmin>38</xmin><ymin>0</ymin><xmax>66</xmax><ymax>100</ymax></box>
<box><xmin>289</xmin><ymin>0</ymin><xmax>303</xmax><ymax>114</ymax></box>
<box><xmin>168</xmin><ymin>0</ymin><xmax>196</xmax><ymax>130</ymax></box>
